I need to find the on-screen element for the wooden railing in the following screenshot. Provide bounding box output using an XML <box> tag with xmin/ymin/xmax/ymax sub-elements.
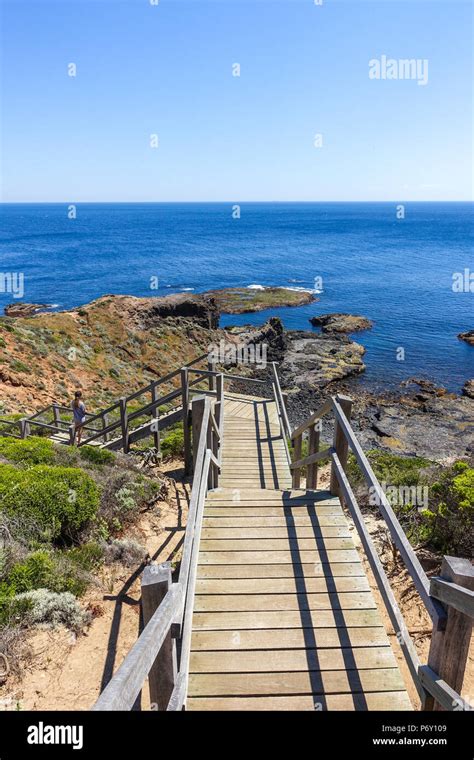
<box><xmin>290</xmin><ymin>392</ymin><xmax>473</xmax><ymax>712</ymax></box>
<box><xmin>93</xmin><ymin>387</ymin><xmax>224</xmax><ymax>711</ymax></box>
<box><xmin>0</xmin><ymin>354</ymin><xmax>211</xmax><ymax>457</ymax></box>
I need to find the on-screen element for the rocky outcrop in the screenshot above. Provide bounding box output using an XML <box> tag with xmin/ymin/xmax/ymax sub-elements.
<box><xmin>400</xmin><ymin>377</ymin><xmax>448</xmax><ymax>401</ymax></box>
<box><xmin>279</xmin><ymin>331</ymin><xmax>366</xmax><ymax>390</ymax></box>
<box><xmin>139</xmin><ymin>293</ymin><xmax>219</xmax><ymax>329</ymax></box>
<box><xmin>462</xmin><ymin>380</ymin><xmax>474</xmax><ymax>399</ymax></box>
<box><xmin>458</xmin><ymin>330</ymin><xmax>474</xmax><ymax>346</ymax></box>
<box><xmin>226</xmin><ymin>317</ymin><xmax>287</xmax><ymax>363</ymax></box>
<box><xmin>4</xmin><ymin>303</ymin><xmax>53</xmax><ymax>317</ymax></box>
<box><xmin>206</xmin><ymin>286</ymin><xmax>315</xmax><ymax>314</ymax></box>
<box><xmin>356</xmin><ymin>392</ymin><xmax>474</xmax><ymax>462</ymax></box>
<box><xmin>310</xmin><ymin>313</ymin><xmax>373</xmax><ymax>333</ymax></box>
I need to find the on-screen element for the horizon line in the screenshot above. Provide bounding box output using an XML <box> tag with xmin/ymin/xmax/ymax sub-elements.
<box><xmin>1</xmin><ymin>199</ymin><xmax>473</xmax><ymax>205</ymax></box>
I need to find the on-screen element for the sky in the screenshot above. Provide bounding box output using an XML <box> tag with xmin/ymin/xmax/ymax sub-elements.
<box><xmin>0</xmin><ymin>0</ymin><xmax>473</xmax><ymax>202</ymax></box>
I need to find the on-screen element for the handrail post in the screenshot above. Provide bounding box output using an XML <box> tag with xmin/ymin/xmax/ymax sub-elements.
<box><xmin>207</xmin><ymin>359</ymin><xmax>216</xmax><ymax>391</ymax></box>
<box><xmin>424</xmin><ymin>556</ymin><xmax>474</xmax><ymax>711</ymax></box>
<box><xmin>181</xmin><ymin>368</ymin><xmax>192</xmax><ymax>475</ymax></box>
<box><xmin>52</xmin><ymin>403</ymin><xmax>61</xmax><ymax>429</ymax></box>
<box><xmin>330</xmin><ymin>395</ymin><xmax>353</xmax><ymax>497</ymax></box>
<box><xmin>192</xmin><ymin>396</ymin><xmax>206</xmax><ymax>475</ymax></box>
<box><xmin>119</xmin><ymin>397</ymin><xmax>129</xmax><ymax>453</ymax></box>
<box><xmin>68</xmin><ymin>424</ymin><xmax>75</xmax><ymax>446</ymax></box>
<box><xmin>102</xmin><ymin>413</ymin><xmax>110</xmax><ymax>443</ymax></box>
<box><xmin>141</xmin><ymin>563</ymin><xmax>177</xmax><ymax>711</ymax></box>
<box><xmin>151</xmin><ymin>383</ymin><xmax>160</xmax><ymax>453</ymax></box>
<box><xmin>19</xmin><ymin>418</ymin><xmax>30</xmax><ymax>439</ymax></box>
<box><xmin>292</xmin><ymin>434</ymin><xmax>302</xmax><ymax>489</ymax></box>
<box><xmin>307</xmin><ymin>423</ymin><xmax>320</xmax><ymax>490</ymax></box>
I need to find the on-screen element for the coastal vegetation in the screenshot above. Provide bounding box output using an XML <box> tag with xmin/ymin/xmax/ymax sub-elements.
<box><xmin>347</xmin><ymin>451</ymin><xmax>474</xmax><ymax>557</ymax></box>
<box><xmin>0</xmin><ymin>434</ymin><xmax>177</xmax><ymax>673</ymax></box>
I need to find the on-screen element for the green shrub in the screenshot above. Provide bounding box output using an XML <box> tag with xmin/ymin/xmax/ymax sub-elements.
<box><xmin>347</xmin><ymin>450</ymin><xmax>431</xmax><ymax>487</ymax></box>
<box><xmin>161</xmin><ymin>425</ymin><xmax>184</xmax><ymax>458</ymax></box>
<box><xmin>79</xmin><ymin>445</ymin><xmax>115</xmax><ymax>466</ymax></box>
<box><xmin>0</xmin><ymin>464</ymin><xmax>99</xmax><ymax>540</ymax></box>
<box><xmin>420</xmin><ymin>461</ymin><xmax>474</xmax><ymax>555</ymax></box>
<box><xmin>10</xmin><ymin>360</ymin><xmax>29</xmax><ymax>374</ymax></box>
<box><xmin>0</xmin><ymin>437</ymin><xmax>55</xmax><ymax>466</ymax></box>
<box><xmin>6</xmin><ymin>551</ymin><xmax>56</xmax><ymax>593</ymax></box>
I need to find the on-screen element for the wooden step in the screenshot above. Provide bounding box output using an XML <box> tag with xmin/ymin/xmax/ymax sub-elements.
<box><xmin>193</xmin><ymin>591</ymin><xmax>376</xmax><ymax>612</ymax></box>
<box><xmin>196</xmin><ymin>562</ymin><xmax>365</xmax><ymax>579</ymax></box>
<box><xmin>190</xmin><ymin>625</ymin><xmax>386</xmax><ymax>651</ymax></box>
<box><xmin>192</xmin><ymin>608</ymin><xmax>383</xmax><ymax>630</ymax></box>
<box><xmin>187</xmin><ymin>692</ymin><xmax>412</xmax><ymax>711</ymax></box>
<box><xmin>190</xmin><ymin>646</ymin><xmax>396</xmax><ymax>673</ymax></box>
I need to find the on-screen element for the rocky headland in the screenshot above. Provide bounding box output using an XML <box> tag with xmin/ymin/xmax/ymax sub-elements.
<box><xmin>1</xmin><ymin>293</ymin><xmax>472</xmax><ymax>463</ymax></box>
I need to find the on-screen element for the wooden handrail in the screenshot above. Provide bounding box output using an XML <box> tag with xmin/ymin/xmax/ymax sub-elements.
<box><xmin>330</xmin><ymin>395</ymin><xmax>445</xmax><ymax>626</ymax></box>
<box><xmin>430</xmin><ymin>577</ymin><xmax>474</xmax><ymax>617</ymax></box>
<box><xmin>290</xmin><ymin>398</ymin><xmax>332</xmax><ymax>441</ymax></box>
<box><xmin>93</xmin><ymin>392</ymin><xmax>218</xmax><ymax>711</ymax></box>
<box><xmin>290</xmin><ymin>447</ymin><xmax>333</xmax><ymax>471</ymax></box>
<box><xmin>271</xmin><ymin>362</ymin><xmax>292</xmax><ymax>440</ymax></box>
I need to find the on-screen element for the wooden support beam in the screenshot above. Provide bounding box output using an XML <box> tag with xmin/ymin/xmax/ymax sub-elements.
<box><xmin>151</xmin><ymin>384</ymin><xmax>160</xmax><ymax>453</ymax></box>
<box><xmin>181</xmin><ymin>368</ymin><xmax>192</xmax><ymax>475</ymax></box>
<box><xmin>141</xmin><ymin>563</ymin><xmax>177</xmax><ymax>711</ymax></box>
<box><xmin>52</xmin><ymin>404</ymin><xmax>61</xmax><ymax>429</ymax></box>
<box><xmin>307</xmin><ymin>424</ymin><xmax>320</xmax><ymax>490</ymax></box>
<box><xmin>330</xmin><ymin>395</ymin><xmax>353</xmax><ymax>497</ymax></box>
<box><xmin>102</xmin><ymin>412</ymin><xmax>110</xmax><ymax>443</ymax></box>
<box><xmin>292</xmin><ymin>434</ymin><xmax>302</xmax><ymax>489</ymax></box>
<box><xmin>192</xmin><ymin>396</ymin><xmax>206</xmax><ymax>475</ymax></box>
<box><xmin>119</xmin><ymin>397</ymin><xmax>129</xmax><ymax>453</ymax></box>
<box><xmin>207</xmin><ymin>360</ymin><xmax>216</xmax><ymax>391</ymax></box>
<box><xmin>425</xmin><ymin>556</ymin><xmax>474</xmax><ymax>711</ymax></box>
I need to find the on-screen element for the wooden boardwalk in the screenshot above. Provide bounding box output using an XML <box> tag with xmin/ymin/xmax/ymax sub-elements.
<box><xmin>187</xmin><ymin>393</ymin><xmax>412</xmax><ymax>710</ymax></box>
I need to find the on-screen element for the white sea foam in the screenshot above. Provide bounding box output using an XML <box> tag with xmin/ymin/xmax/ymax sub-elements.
<box><xmin>247</xmin><ymin>284</ymin><xmax>265</xmax><ymax>290</ymax></box>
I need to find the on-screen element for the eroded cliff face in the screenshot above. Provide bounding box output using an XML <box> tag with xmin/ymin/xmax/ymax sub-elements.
<box><xmin>0</xmin><ymin>294</ymin><xmax>224</xmax><ymax>414</ymax></box>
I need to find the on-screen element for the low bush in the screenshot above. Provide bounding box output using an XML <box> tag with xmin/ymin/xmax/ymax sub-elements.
<box><xmin>14</xmin><ymin>589</ymin><xmax>91</xmax><ymax>632</ymax></box>
<box><xmin>347</xmin><ymin>450</ymin><xmax>432</xmax><ymax>487</ymax></box>
<box><xmin>0</xmin><ymin>437</ymin><xmax>55</xmax><ymax>466</ymax></box>
<box><xmin>102</xmin><ymin>538</ymin><xmax>146</xmax><ymax>567</ymax></box>
<box><xmin>79</xmin><ymin>445</ymin><xmax>115</xmax><ymax>466</ymax></box>
<box><xmin>161</xmin><ymin>424</ymin><xmax>184</xmax><ymax>459</ymax></box>
<box><xmin>0</xmin><ymin>464</ymin><xmax>99</xmax><ymax>541</ymax></box>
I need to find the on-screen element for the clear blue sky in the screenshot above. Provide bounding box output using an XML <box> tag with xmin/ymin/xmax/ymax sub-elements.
<box><xmin>1</xmin><ymin>0</ymin><xmax>472</xmax><ymax>202</ymax></box>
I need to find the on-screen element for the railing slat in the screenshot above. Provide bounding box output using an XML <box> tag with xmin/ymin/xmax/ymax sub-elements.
<box><xmin>331</xmin><ymin>396</ymin><xmax>445</xmax><ymax>627</ymax></box>
<box><xmin>331</xmin><ymin>451</ymin><xmax>425</xmax><ymax>703</ymax></box>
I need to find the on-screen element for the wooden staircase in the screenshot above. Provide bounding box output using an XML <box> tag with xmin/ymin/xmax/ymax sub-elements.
<box><xmin>186</xmin><ymin>393</ymin><xmax>412</xmax><ymax>710</ymax></box>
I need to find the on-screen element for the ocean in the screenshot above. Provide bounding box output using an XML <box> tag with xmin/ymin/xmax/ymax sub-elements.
<box><xmin>0</xmin><ymin>202</ymin><xmax>473</xmax><ymax>392</ymax></box>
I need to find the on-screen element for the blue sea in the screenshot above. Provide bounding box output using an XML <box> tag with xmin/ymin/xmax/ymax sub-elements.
<box><xmin>0</xmin><ymin>202</ymin><xmax>473</xmax><ymax>392</ymax></box>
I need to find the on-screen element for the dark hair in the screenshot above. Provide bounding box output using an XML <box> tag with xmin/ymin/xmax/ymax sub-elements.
<box><xmin>73</xmin><ymin>390</ymin><xmax>83</xmax><ymax>408</ymax></box>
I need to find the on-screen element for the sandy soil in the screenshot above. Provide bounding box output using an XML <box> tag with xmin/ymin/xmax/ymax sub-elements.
<box><xmin>0</xmin><ymin>460</ymin><xmax>190</xmax><ymax>711</ymax></box>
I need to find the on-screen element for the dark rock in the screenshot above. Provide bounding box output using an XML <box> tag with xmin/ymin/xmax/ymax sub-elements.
<box><xmin>140</xmin><ymin>294</ymin><xmax>219</xmax><ymax>330</ymax></box>
<box><xmin>279</xmin><ymin>330</ymin><xmax>366</xmax><ymax>390</ymax></box>
<box><xmin>462</xmin><ymin>379</ymin><xmax>474</xmax><ymax>399</ymax></box>
<box><xmin>4</xmin><ymin>303</ymin><xmax>54</xmax><ymax>318</ymax></box>
<box><xmin>458</xmin><ymin>330</ymin><xmax>474</xmax><ymax>346</ymax></box>
<box><xmin>310</xmin><ymin>313</ymin><xmax>373</xmax><ymax>333</ymax></box>
<box><xmin>229</xmin><ymin>317</ymin><xmax>287</xmax><ymax>363</ymax></box>
<box><xmin>401</xmin><ymin>377</ymin><xmax>447</xmax><ymax>397</ymax></box>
